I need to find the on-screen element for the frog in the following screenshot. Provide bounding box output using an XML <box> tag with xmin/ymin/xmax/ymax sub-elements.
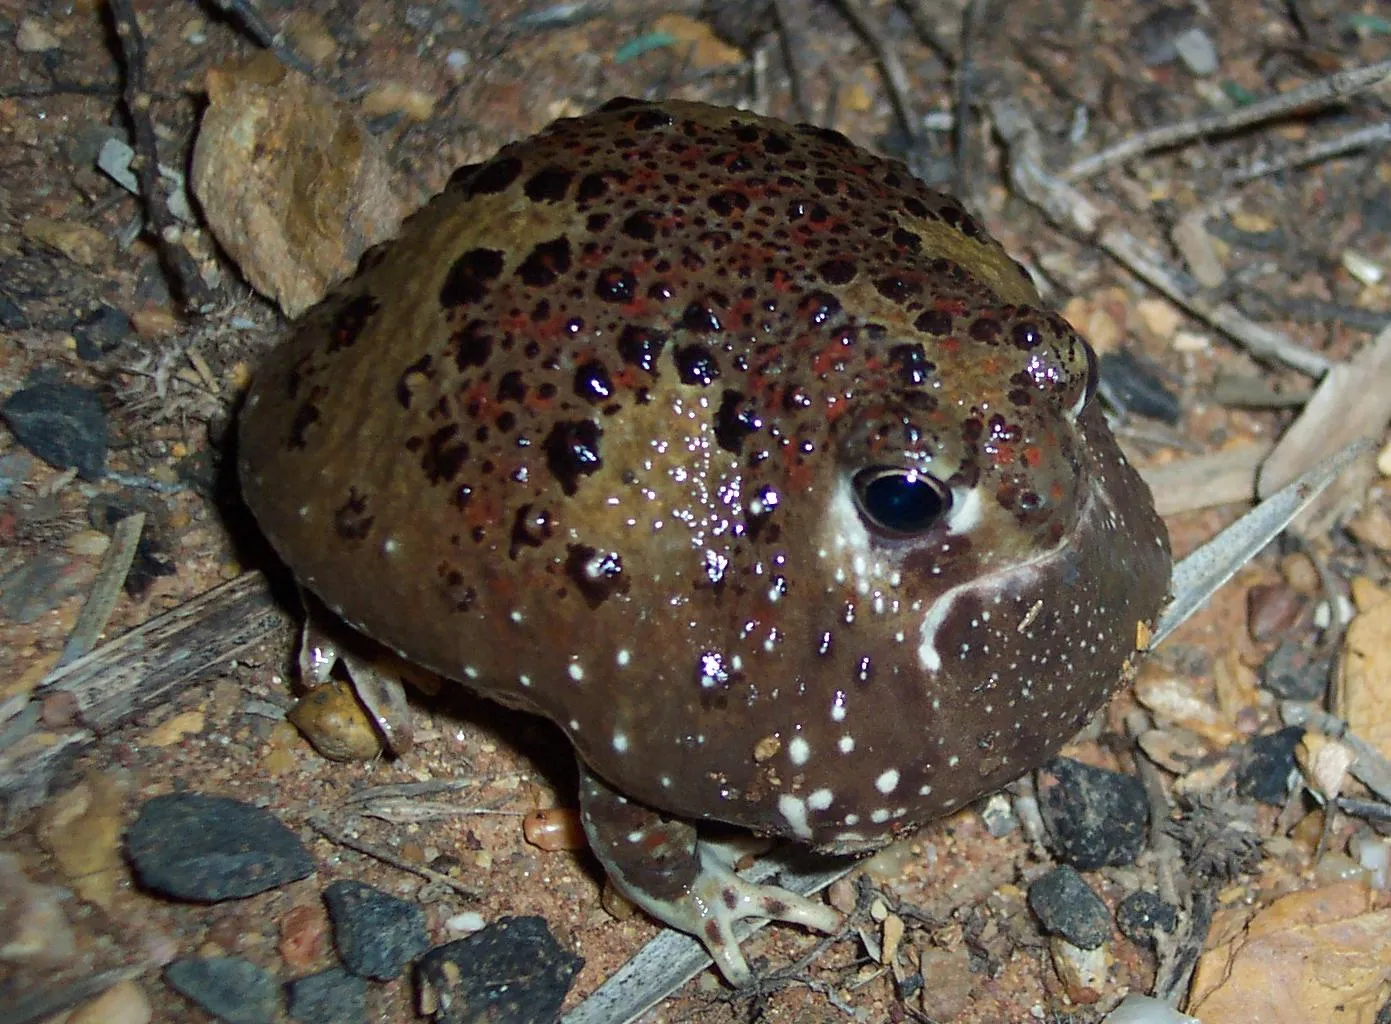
<box><xmin>237</xmin><ymin>97</ymin><xmax>1172</xmax><ymax>984</ymax></box>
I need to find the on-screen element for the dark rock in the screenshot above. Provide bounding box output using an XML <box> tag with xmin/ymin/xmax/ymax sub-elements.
<box><xmin>1027</xmin><ymin>865</ymin><xmax>1111</xmax><ymax>949</ymax></box>
<box><xmin>1236</xmin><ymin>725</ymin><xmax>1305</xmax><ymax>804</ymax></box>
<box><xmin>1261</xmin><ymin>638</ymin><xmax>1331</xmax><ymax>700</ymax></box>
<box><xmin>126</xmin><ymin>792</ymin><xmax>314</xmax><ymax>901</ymax></box>
<box><xmin>1131</xmin><ymin>4</ymin><xmax>1198</xmax><ymax>66</ymax></box>
<box><xmin>1099</xmin><ymin>349</ymin><xmax>1181</xmax><ymax>425</ymax></box>
<box><xmin>286</xmin><ymin>966</ymin><xmax>368</xmax><ymax>1024</ymax></box>
<box><xmin>73</xmin><ymin>303</ymin><xmax>132</xmax><ymax>359</ymax></box>
<box><xmin>164</xmin><ymin>956</ymin><xmax>282</xmax><ymax>1024</ymax></box>
<box><xmin>324</xmin><ymin>879</ymin><xmax>429</xmax><ymax>980</ymax></box>
<box><xmin>1037</xmin><ymin>758</ymin><xmax>1149</xmax><ymax>869</ymax></box>
<box><xmin>0</xmin><ymin>293</ymin><xmax>25</xmax><ymax>329</ymax></box>
<box><xmin>1</xmin><ymin>381</ymin><xmax>107</xmax><ymax>479</ymax></box>
<box><xmin>1116</xmin><ymin>889</ymin><xmax>1178</xmax><ymax>949</ymax></box>
<box><xmin>417</xmin><ymin>915</ymin><xmax>583</xmax><ymax>1024</ymax></box>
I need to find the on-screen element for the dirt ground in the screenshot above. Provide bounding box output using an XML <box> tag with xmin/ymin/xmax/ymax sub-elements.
<box><xmin>2</xmin><ymin>0</ymin><xmax>1390</xmax><ymax>1022</ymax></box>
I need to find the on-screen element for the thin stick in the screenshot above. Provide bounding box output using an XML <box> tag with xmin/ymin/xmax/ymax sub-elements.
<box><xmin>1065</xmin><ymin>58</ymin><xmax>1391</xmax><ymax>181</ymax></box>
<box><xmin>835</xmin><ymin>0</ymin><xmax>923</xmax><ymax>150</ymax></box>
<box><xmin>991</xmin><ymin>98</ymin><xmax>1333</xmax><ymax>378</ymax></box>
<box><xmin>306</xmin><ymin>813</ymin><xmax>481</xmax><ymax>899</ymax></box>
<box><xmin>107</xmin><ymin>0</ymin><xmax>216</xmax><ymax>311</ymax></box>
<box><xmin>57</xmin><ymin>513</ymin><xmax>145</xmax><ymax>668</ymax></box>
<box><xmin>1228</xmin><ymin>122</ymin><xmax>1391</xmax><ymax>185</ymax></box>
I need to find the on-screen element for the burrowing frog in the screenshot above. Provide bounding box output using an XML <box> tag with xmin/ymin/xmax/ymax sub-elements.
<box><xmin>238</xmin><ymin>97</ymin><xmax>1171</xmax><ymax>982</ymax></box>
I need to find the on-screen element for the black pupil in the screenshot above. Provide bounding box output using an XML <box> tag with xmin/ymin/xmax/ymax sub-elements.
<box><xmin>858</xmin><ymin>471</ymin><xmax>945</xmax><ymax>534</ymax></box>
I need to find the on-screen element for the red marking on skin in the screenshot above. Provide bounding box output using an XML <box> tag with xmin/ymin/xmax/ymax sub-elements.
<box><xmin>781</xmin><ymin>447</ymin><xmax>814</xmax><ymax>493</ymax></box>
<box><xmin>1022</xmin><ymin>446</ymin><xmax>1043</xmax><ymax>468</ymax></box>
<box><xmin>932</xmin><ymin>297</ymin><xmax>969</xmax><ymax>318</ymax></box>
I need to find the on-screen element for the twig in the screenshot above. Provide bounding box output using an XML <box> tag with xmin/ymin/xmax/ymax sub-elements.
<box><xmin>0</xmin><ymin>964</ymin><xmax>152</xmax><ymax>1024</ymax></box>
<box><xmin>107</xmin><ymin>0</ymin><xmax>217</xmax><ymax>312</ymax></box>
<box><xmin>57</xmin><ymin>512</ymin><xmax>145</xmax><ymax>668</ymax></box>
<box><xmin>305</xmin><ymin>813</ymin><xmax>481</xmax><ymax>899</ymax></box>
<box><xmin>1283</xmin><ymin>702</ymin><xmax>1391</xmax><ymax>806</ymax></box>
<box><xmin>1228</xmin><ymin>122</ymin><xmax>1391</xmax><ymax>185</ymax></box>
<box><xmin>952</xmin><ymin>0</ymin><xmax>984</xmax><ymax>197</ymax></box>
<box><xmin>991</xmin><ymin>98</ymin><xmax>1333</xmax><ymax>378</ymax></box>
<box><xmin>834</xmin><ymin>0</ymin><xmax>924</xmax><ymax>151</ymax></box>
<box><xmin>203</xmin><ymin>0</ymin><xmax>316</xmax><ymax>77</ymax></box>
<box><xmin>1065</xmin><ymin>58</ymin><xmax>1391</xmax><ymax>181</ymax></box>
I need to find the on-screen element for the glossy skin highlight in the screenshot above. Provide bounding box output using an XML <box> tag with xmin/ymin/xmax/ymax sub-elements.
<box><xmin>238</xmin><ymin>97</ymin><xmax>1171</xmax><ymax>980</ymax></box>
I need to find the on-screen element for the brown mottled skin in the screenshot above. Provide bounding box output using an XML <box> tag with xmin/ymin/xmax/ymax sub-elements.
<box><xmin>240</xmin><ymin>97</ymin><xmax>1169</xmax><ymax>885</ymax></box>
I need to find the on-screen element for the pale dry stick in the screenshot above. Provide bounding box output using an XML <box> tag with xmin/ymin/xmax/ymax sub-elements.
<box><xmin>991</xmin><ymin>99</ymin><xmax>1334</xmax><ymax>379</ymax></box>
<box><xmin>57</xmin><ymin>512</ymin><xmax>145</xmax><ymax>668</ymax></box>
<box><xmin>1228</xmin><ymin>121</ymin><xmax>1391</xmax><ymax>185</ymax></box>
<box><xmin>305</xmin><ymin>813</ymin><xmax>482</xmax><ymax>899</ymax></box>
<box><xmin>1065</xmin><ymin>58</ymin><xmax>1391</xmax><ymax>181</ymax></box>
<box><xmin>833</xmin><ymin>0</ymin><xmax>924</xmax><ymax>149</ymax></box>
<box><xmin>1282</xmin><ymin>702</ymin><xmax>1391</xmax><ymax>807</ymax></box>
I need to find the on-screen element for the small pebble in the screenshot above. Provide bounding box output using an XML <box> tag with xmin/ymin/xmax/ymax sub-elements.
<box><xmin>0</xmin><ymin>852</ymin><xmax>77</xmax><ymax>967</ymax></box>
<box><xmin>1260</xmin><ymin>639</ymin><xmax>1332</xmax><ymax>701</ymax></box>
<box><xmin>278</xmin><ymin>903</ymin><xmax>329</xmax><ymax>971</ymax></box>
<box><xmin>323</xmin><ymin>879</ymin><xmax>428</xmax><ymax>980</ymax></box>
<box><xmin>446</xmin><ymin>910</ymin><xmax>487</xmax><ymax>934</ymax></box>
<box><xmin>1037</xmin><ymin>758</ymin><xmax>1149</xmax><ymax>870</ymax></box>
<box><xmin>1246</xmin><ymin>583</ymin><xmax>1305</xmax><ymax>643</ymax></box>
<box><xmin>126</xmin><ymin>793</ymin><xmax>314</xmax><ymax>901</ymax></box>
<box><xmin>285</xmin><ymin>966</ymin><xmax>367</xmax><ymax>1024</ymax></box>
<box><xmin>1235</xmin><ymin>725</ymin><xmax>1304</xmax><ymax>804</ymax></box>
<box><xmin>1098</xmin><ymin>349</ymin><xmax>1182</xmax><ymax>425</ymax></box>
<box><xmin>1103</xmin><ymin>993</ymin><xmax>1199</xmax><ymax>1023</ymax></box>
<box><xmin>416</xmin><ymin>916</ymin><xmax>583</xmax><ymax>1024</ymax></box>
<box><xmin>73</xmin><ymin>303</ymin><xmax>133</xmax><ymax>359</ymax></box>
<box><xmin>164</xmin><ymin>956</ymin><xmax>282</xmax><ymax>1024</ymax></box>
<box><xmin>1</xmin><ymin>381</ymin><xmax>108</xmax><ymax>479</ymax></box>
<box><xmin>1028</xmin><ymin>866</ymin><xmax>1111</xmax><ymax>949</ymax></box>
<box><xmin>1115</xmin><ymin>890</ymin><xmax>1178</xmax><ymax>949</ymax></box>
<box><xmin>522</xmin><ymin>807</ymin><xmax>585</xmax><ymax>851</ymax></box>
<box><xmin>1173</xmin><ymin>26</ymin><xmax>1218</xmax><ymax>75</ymax></box>
<box><xmin>69</xmin><ymin>980</ymin><xmax>152</xmax><ymax>1024</ymax></box>
<box><xmin>16</xmin><ymin>17</ymin><xmax>61</xmax><ymax>52</ymax></box>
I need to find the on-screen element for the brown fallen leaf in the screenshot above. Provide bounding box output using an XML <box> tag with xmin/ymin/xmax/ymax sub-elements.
<box><xmin>1188</xmin><ymin>881</ymin><xmax>1391</xmax><ymax>1023</ymax></box>
<box><xmin>192</xmin><ymin>52</ymin><xmax>412</xmax><ymax>317</ymax></box>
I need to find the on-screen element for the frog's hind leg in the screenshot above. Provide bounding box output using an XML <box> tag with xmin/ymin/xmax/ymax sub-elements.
<box><xmin>578</xmin><ymin>762</ymin><xmax>843</xmax><ymax>986</ymax></box>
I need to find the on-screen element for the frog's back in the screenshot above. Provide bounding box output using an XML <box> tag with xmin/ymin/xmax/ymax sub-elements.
<box><xmin>239</xmin><ymin>98</ymin><xmax>1169</xmax><ymax>850</ymax></box>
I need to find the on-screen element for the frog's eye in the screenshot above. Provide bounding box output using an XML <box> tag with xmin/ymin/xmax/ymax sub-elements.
<box><xmin>852</xmin><ymin>467</ymin><xmax>950</xmax><ymax>536</ymax></box>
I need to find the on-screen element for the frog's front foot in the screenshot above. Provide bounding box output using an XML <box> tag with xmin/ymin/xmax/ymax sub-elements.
<box><xmin>578</xmin><ymin>764</ymin><xmax>843</xmax><ymax>985</ymax></box>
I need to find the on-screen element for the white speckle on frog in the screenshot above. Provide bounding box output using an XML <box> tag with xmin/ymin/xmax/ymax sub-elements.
<box><xmin>870</xmin><ymin>808</ymin><xmax>891</xmax><ymax>824</ymax></box>
<box><xmin>382</xmin><ymin>536</ymin><xmax>399</xmax><ymax>554</ymax></box>
<box><xmin>830</xmin><ymin>690</ymin><xmax>847</xmax><ymax>722</ymax></box>
<box><xmin>807</xmin><ymin>788</ymin><xmax>834</xmax><ymax>810</ymax></box>
<box><xmin>616</xmin><ymin>648</ymin><xmax>631</xmax><ymax>667</ymax></box>
<box><xmin>613</xmin><ymin>731</ymin><xmax>629</xmax><ymax>753</ymax></box>
<box><xmin>875</xmin><ymin>769</ymin><xmax>899</xmax><ymax>794</ymax></box>
<box><xmin>520</xmin><ymin>674</ymin><xmax>532</xmax><ymax>687</ymax></box>
<box><xmin>788</xmin><ymin>736</ymin><xmax>810</xmax><ymax>766</ymax></box>
<box><xmin>464</xmin><ymin>665</ymin><xmax>479</xmax><ymax>680</ymax></box>
<box><xmin>568</xmin><ymin>662</ymin><xmax>584</xmax><ymax>682</ymax></box>
<box><xmin>510</xmin><ymin>610</ymin><xmax>524</xmax><ymax>623</ymax></box>
<box><xmin>777</xmin><ymin>794</ymin><xmax>812</xmax><ymax>839</ymax></box>
<box><xmin>918</xmin><ymin>783</ymin><xmax>933</xmax><ymax>796</ymax></box>
<box><xmin>839</xmin><ymin>735</ymin><xmax>855</xmax><ymax>754</ymax></box>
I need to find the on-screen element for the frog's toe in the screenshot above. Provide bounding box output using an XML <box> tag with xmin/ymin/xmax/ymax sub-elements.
<box><xmin>579</xmin><ymin>764</ymin><xmax>842</xmax><ymax>986</ymax></box>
